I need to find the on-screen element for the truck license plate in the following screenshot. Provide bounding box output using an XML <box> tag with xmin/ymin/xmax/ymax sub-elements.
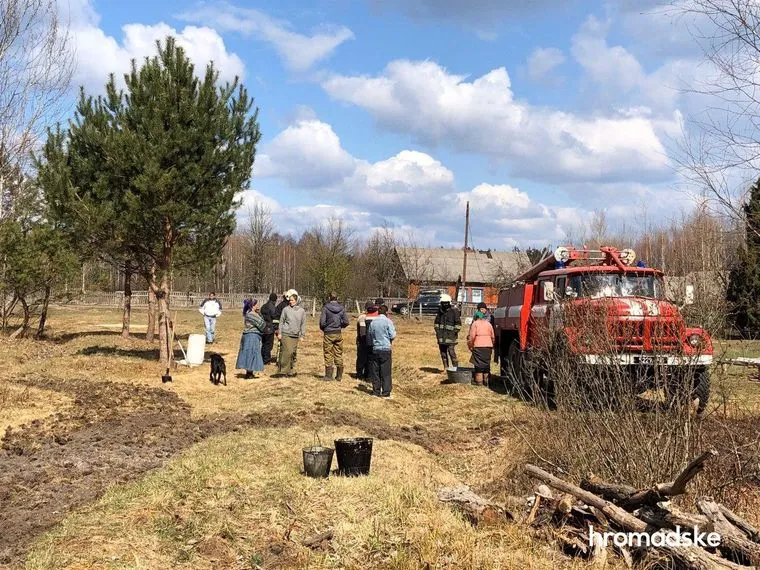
<box><xmin>639</xmin><ymin>355</ymin><xmax>666</xmax><ymax>365</ymax></box>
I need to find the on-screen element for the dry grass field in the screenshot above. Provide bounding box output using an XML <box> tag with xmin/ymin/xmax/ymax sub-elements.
<box><xmin>1</xmin><ymin>306</ymin><xmax>759</xmax><ymax>569</ymax></box>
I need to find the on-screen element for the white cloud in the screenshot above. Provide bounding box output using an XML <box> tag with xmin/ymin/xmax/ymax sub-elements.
<box><xmin>252</xmin><ymin>116</ymin><xmax>589</xmax><ymax>245</ymax></box>
<box><xmin>62</xmin><ymin>1</ymin><xmax>245</xmax><ymax>90</ymax></box>
<box><xmin>321</xmin><ymin>59</ymin><xmax>675</xmax><ymax>184</ymax></box>
<box><xmin>454</xmin><ymin>183</ymin><xmax>571</xmax><ymax>247</ymax></box>
<box><xmin>570</xmin><ymin>15</ymin><xmax>699</xmax><ymax>114</ymax></box>
<box><xmin>178</xmin><ymin>2</ymin><xmax>354</xmax><ymax>71</ymax></box>
<box><xmin>255</xmin><ymin>119</ymin><xmax>357</xmax><ymax>188</ymax></box>
<box><xmin>527</xmin><ymin>47</ymin><xmax>566</xmax><ymax>82</ymax></box>
<box><xmin>256</xmin><ymin>118</ymin><xmax>455</xmax><ymax>214</ymax></box>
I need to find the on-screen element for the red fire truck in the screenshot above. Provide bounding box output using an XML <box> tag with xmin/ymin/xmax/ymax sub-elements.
<box><xmin>492</xmin><ymin>246</ymin><xmax>712</xmax><ymax>411</ymax></box>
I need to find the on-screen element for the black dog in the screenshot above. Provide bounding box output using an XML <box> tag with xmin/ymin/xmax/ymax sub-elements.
<box><xmin>209</xmin><ymin>353</ymin><xmax>227</xmax><ymax>386</ymax></box>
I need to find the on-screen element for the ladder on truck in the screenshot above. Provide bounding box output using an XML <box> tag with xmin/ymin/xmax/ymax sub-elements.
<box><xmin>512</xmin><ymin>246</ymin><xmax>637</xmax><ymax>284</ymax></box>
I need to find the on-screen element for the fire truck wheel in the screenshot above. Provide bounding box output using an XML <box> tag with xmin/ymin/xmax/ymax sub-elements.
<box><xmin>535</xmin><ymin>368</ymin><xmax>557</xmax><ymax>410</ymax></box>
<box><xmin>693</xmin><ymin>371</ymin><xmax>710</xmax><ymax>414</ymax></box>
<box><xmin>504</xmin><ymin>340</ymin><xmax>529</xmax><ymax>399</ymax></box>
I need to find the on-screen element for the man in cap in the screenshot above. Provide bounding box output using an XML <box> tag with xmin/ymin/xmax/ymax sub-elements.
<box><xmin>434</xmin><ymin>294</ymin><xmax>461</xmax><ymax>370</ymax></box>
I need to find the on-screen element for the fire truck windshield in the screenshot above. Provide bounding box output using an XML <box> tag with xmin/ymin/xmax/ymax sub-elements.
<box><xmin>567</xmin><ymin>273</ymin><xmax>665</xmax><ymax>300</ymax></box>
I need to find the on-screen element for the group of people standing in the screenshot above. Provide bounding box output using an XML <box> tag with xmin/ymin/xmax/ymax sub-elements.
<box><xmin>204</xmin><ymin>289</ymin><xmax>493</xmax><ymax>392</ymax></box>
<box><xmin>434</xmin><ymin>295</ymin><xmax>495</xmax><ymax>386</ymax></box>
<box><xmin>355</xmin><ymin>299</ymin><xmax>397</xmax><ymax>398</ymax></box>
<box><xmin>233</xmin><ymin>290</ymin><xmax>306</xmax><ymax>379</ymax></box>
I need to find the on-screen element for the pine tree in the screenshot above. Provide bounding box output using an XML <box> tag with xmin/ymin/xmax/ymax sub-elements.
<box><xmin>727</xmin><ymin>178</ymin><xmax>760</xmax><ymax>334</ymax></box>
<box><xmin>39</xmin><ymin>37</ymin><xmax>261</xmax><ymax>365</ymax></box>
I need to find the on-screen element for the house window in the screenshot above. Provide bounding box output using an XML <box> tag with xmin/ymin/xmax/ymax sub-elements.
<box><xmin>457</xmin><ymin>288</ymin><xmax>467</xmax><ymax>302</ymax></box>
<box><xmin>471</xmin><ymin>288</ymin><xmax>483</xmax><ymax>303</ymax></box>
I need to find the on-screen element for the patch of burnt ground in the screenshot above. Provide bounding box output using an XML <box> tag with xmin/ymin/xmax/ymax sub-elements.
<box><xmin>0</xmin><ymin>377</ymin><xmax>482</xmax><ymax>568</ymax></box>
<box><xmin>0</xmin><ymin>376</ymin><xmax>299</xmax><ymax>567</ymax></box>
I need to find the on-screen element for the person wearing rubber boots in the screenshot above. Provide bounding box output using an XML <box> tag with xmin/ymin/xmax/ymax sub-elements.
<box><xmin>276</xmin><ymin>293</ymin><xmax>306</xmax><ymax>377</ymax></box>
<box><xmin>319</xmin><ymin>292</ymin><xmax>349</xmax><ymax>381</ymax></box>
<box><xmin>434</xmin><ymin>294</ymin><xmax>461</xmax><ymax>371</ymax></box>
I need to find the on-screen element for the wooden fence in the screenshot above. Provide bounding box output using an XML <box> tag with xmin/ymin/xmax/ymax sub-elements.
<box><xmin>62</xmin><ymin>291</ymin><xmax>411</xmax><ymax>315</ymax></box>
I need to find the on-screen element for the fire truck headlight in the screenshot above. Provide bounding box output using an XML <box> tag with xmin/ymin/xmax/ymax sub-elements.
<box><xmin>687</xmin><ymin>334</ymin><xmax>704</xmax><ymax>349</ymax></box>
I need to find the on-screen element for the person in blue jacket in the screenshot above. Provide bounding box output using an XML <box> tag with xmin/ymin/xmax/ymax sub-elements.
<box><xmin>366</xmin><ymin>304</ymin><xmax>397</xmax><ymax>398</ymax></box>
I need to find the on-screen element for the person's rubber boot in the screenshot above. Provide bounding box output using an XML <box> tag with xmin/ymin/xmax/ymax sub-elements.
<box><xmin>335</xmin><ymin>366</ymin><xmax>344</xmax><ymax>381</ymax></box>
<box><xmin>322</xmin><ymin>366</ymin><xmax>334</xmax><ymax>381</ymax></box>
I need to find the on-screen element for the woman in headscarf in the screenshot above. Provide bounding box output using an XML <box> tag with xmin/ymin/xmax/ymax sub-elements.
<box><xmin>236</xmin><ymin>298</ymin><xmax>266</xmax><ymax>379</ymax></box>
<box><xmin>468</xmin><ymin>308</ymin><xmax>495</xmax><ymax>386</ymax></box>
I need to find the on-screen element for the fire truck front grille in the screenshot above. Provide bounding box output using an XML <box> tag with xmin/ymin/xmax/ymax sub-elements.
<box><xmin>612</xmin><ymin>319</ymin><xmax>681</xmax><ymax>351</ymax></box>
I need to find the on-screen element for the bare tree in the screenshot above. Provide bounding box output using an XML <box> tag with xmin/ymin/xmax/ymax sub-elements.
<box><xmin>677</xmin><ymin>0</ymin><xmax>760</xmax><ymax>238</ymax></box>
<box><xmin>244</xmin><ymin>202</ymin><xmax>274</xmax><ymax>292</ymax></box>
<box><xmin>0</xmin><ymin>0</ymin><xmax>72</xmax><ymax>178</ymax></box>
<box><xmin>396</xmin><ymin>231</ymin><xmax>435</xmax><ymax>285</ymax></box>
<box><xmin>300</xmin><ymin>219</ymin><xmax>353</xmax><ymax>302</ymax></box>
<box><xmin>364</xmin><ymin>224</ymin><xmax>402</xmax><ymax>297</ymax></box>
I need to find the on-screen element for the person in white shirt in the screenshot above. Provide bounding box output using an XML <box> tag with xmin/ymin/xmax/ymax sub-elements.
<box><xmin>199</xmin><ymin>292</ymin><xmax>223</xmax><ymax>343</ymax></box>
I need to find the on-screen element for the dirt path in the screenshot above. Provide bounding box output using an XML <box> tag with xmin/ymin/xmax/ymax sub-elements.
<box><xmin>0</xmin><ymin>377</ymin><xmax>253</xmax><ymax>566</ymax></box>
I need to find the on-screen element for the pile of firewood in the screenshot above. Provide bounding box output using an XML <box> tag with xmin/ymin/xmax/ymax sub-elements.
<box><xmin>438</xmin><ymin>449</ymin><xmax>760</xmax><ymax>569</ymax></box>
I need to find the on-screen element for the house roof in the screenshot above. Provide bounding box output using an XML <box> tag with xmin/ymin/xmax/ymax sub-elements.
<box><xmin>395</xmin><ymin>247</ymin><xmax>531</xmax><ymax>285</ymax></box>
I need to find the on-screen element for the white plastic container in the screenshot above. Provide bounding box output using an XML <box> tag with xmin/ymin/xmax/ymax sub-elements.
<box><xmin>186</xmin><ymin>333</ymin><xmax>206</xmax><ymax>365</ymax></box>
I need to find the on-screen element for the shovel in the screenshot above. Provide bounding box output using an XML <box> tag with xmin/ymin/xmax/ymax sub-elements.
<box><xmin>162</xmin><ymin>367</ymin><xmax>172</xmax><ymax>383</ymax></box>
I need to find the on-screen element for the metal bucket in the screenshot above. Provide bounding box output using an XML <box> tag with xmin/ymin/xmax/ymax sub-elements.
<box><xmin>303</xmin><ymin>446</ymin><xmax>334</xmax><ymax>478</ymax></box>
<box><xmin>447</xmin><ymin>366</ymin><xmax>474</xmax><ymax>384</ymax></box>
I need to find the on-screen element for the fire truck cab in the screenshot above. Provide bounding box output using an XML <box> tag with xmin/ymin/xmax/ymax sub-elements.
<box><xmin>493</xmin><ymin>246</ymin><xmax>712</xmax><ymax>411</ymax></box>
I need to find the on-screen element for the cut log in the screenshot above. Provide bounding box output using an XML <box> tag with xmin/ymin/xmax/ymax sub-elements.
<box><xmin>718</xmin><ymin>504</ymin><xmax>760</xmax><ymax>543</ymax></box>
<box><xmin>637</xmin><ymin>505</ymin><xmax>712</xmax><ymax>532</ymax></box>
<box><xmin>581</xmin><ymin>475</ymin><xmax>638</xmax><ymax>503</ymax></box>
<box><xmin>526</xmin><ymin>494</ymin><xmax>541</xmax><ymax>525</ymax></box>
<box><xmin>437</xmin><ymin>485</ymin><xmax>514</xmax><ymax>525</ymax></box>
<box><xmin>581</xmin><ymin>450</ymin><xmax>718</xmax><ymax>511</ymax></box>
<box><xmin>525</xmin><ymin>464</ymin><xmax>752</xmax><ymax>570</ymax></box>
<box><xmin>697</xmin><ymin>500</ymin><xmax>760</xmax><ymax>565</ymax></box>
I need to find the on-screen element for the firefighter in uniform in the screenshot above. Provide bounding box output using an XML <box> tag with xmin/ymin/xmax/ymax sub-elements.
<box><xmin>434</xmin><ymin>294</ymin><xmax>461</xmax><ymax>370</ymax></box>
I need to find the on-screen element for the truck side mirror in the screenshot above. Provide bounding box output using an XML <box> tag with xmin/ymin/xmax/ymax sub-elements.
<box><xmin>685</xmin><ymin>284</ymin><xmax>695</xmax><ymax>306</ymax></box>
<box><xmin>543</xmin><ymin>282</ymin><xmax>555</xmax><ymax>302</ymax></box>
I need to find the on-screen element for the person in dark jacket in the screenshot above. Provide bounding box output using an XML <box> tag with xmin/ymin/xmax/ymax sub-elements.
<box><xmin>260</xmin><ymin>293</ymin><xmax>278</xmax><ymax>364</ymax></box>
<box><xmin>355</xmin><ymin>300</ymin><xmax>375</xmax><ymax>380</ymax></box>
<box><xmin>319</xmin><ymin>292</ymin><xmax>350</xmax><ymax>381</ymax></box>
<box><xmin>434</xmin><ymin>294</ymin><xmax>461</xmax><ymax>370</ymax></box>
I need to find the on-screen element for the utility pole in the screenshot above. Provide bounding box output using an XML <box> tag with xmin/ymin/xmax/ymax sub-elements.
<box><xmin>460</xmin><ymin>201</ymin><xmax>470</xmax><ymax>303</ymax></box>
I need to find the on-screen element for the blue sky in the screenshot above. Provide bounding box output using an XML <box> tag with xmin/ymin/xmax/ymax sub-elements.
<box><xmin>60</xmin><ymin>0</ymin><xmax>710</xmax><ymax>248</ymax></box>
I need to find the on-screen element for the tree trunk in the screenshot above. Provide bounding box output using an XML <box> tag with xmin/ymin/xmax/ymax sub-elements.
<box><xmin>146</xmin><ymin>285</ymin><xmax>157</xmax><ymax>342</ymax></box>
<box><xmin>10</xmin><ymin>295</ymin><xmax>30</xmax><ymax>339</ymax></box>
<box><xmin>157</xmin><ymin>277</ymin><xmax>173</xmax><ymax>368</ymax></box>
<box><xmin>157</xmin><ymin>218</ymin><xmax>174</xmax><ymax>368</ymax></box>
<box><xmin>122</xmin><ymin>263</ymin><xmax>132</xmax><ymax>338</ymax></box>
<box><xmin>34</xmin><ymin>285</ymin><xmax>51</xmax><ymax>340</ymax></box>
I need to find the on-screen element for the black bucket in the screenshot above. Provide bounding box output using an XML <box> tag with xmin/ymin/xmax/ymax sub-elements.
<box><xmin>302</xmin><ymin>446</ymin><xmax>334</xmax><ymax>478</ymax></box>
<box><xmin>447</xmin><ymin>366</ymin><xmax>474</xmax><ymax>384</ymax></box>
<box><xmin>334</xmin><ymin>437</ymin><xmax>373</xmax><ymax>476</ymax></box>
